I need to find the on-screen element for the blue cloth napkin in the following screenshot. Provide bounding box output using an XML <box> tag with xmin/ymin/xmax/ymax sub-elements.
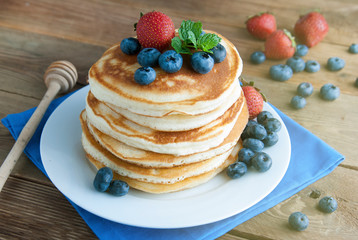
<box><xmin>1</xmin><ymin>91</ymin><xmax>344</xmax><ymax>240</ymax></box>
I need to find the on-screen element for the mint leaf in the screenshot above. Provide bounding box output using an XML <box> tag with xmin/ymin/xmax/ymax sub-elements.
<box><xmin>186</xmin><ymin>30</ymin><xmax>197</xmax><ymax>49</ymax></box>
<box><xmin>171</xmin><ymin>37</ymin><xmax>191</xmax><ymax>54</ymax></box>
<box><xmin>197</xmin><ymin>33</ymin><xmax>221</xmax><ymax>53</ymax></box>
<box><xmin>172</xmin><ymin>20</ymin><xmax>221</xmax><ymax>55</ymax></box>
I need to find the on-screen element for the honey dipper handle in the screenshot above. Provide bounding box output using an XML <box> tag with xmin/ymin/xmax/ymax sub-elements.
<box><xmin>0</xmin><ymin>82</ymin><xmax>60</xmax><ymax>191</ymax></box>
<box><xmin>0</xmin><ymin>61</ymin><xmax>77</xmax><ymax>192</ymax></box>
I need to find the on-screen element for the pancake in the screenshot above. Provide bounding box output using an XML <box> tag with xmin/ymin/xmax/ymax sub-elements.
<box><xmin>80</xmin><ymin>97</ymin><xmax>248</xmax><ymax>167</ymax></box>
<box><xmin>86</xmin><ymin>141</ymin><xmax>241</xmax><ymax>194</ymax></box>
<box><xmin>106</xmin><ymin>82</ymin><xmax>241</xmax><ymax>132</ymax></box>
<box><xmin>85</xmin><ymin>90</ymin><xmax>246</xmax><ymax>155</ymax></box>
<box><xmin>81</xmin><ymin>117</ymin><xmax>236</xmax><ymax>184</ymax></box>
<box><xmin>88</xmin><ymin>31</ymin><xmax>243</xmax><ymax>117</ymax></box>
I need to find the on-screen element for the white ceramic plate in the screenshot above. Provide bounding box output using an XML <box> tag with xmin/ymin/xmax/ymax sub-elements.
<box><xmin>41</xmin><ymin>85</ymin><xmax>291</xmax><ymax>229</ymax></box>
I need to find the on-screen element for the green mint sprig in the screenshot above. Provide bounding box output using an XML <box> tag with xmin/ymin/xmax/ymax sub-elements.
<box><xmin>171</xmin><ymin>20</ymin><xmax>221</xmax><ymax>55</ymax></box>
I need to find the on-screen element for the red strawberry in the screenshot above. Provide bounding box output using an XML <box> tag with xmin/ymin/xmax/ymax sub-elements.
<box><xmin>294</xmin><ymin>11</ymin><xmax>329</xmax><ymax>48</ymax></box>
<box><xmin>264</xmin><ymin>29</ymin><xmax>296</xmax><ymax>59</ymax></box>
<box><xmin>246</xmin><ymin>12</ymin><xmax>277</xmax><ymax>40</ymax></box>
<box><xmin>135</xmin><ymin>11</ymin><xmax>175</xmax><ymax>51</ymax></box>
<box><xmin>241</xmin><ymin>81</ymin><xmax>265</xmax><ymax>120</ymax></box>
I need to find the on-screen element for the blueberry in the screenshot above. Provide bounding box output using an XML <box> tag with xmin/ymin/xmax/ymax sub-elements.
<box><xmin>355</xmin><ymin>78</ymin><xmax>358</xmax><ymax>88</ymax></box>
<box><xmin>93</xmin><ymin>167</ymin><xmax>113</xmax><ymax>192</ymax></box>
<box><xmin>348</xmin><ymin>43</ymin><xmax>358</xmax><ymax>54</ymax></box>
<box><xmin>247</xmin><ymin>124</ymin><xmax>267</xmax><ymax>140</ymax></box>
<box><xmin>297</xmin><ymin>82</ymin><xmax>313</xmax><ymax>97</ymax></box>
<box><xmin>137</xmin><ymin>48</ymin><xmax>161</xmax><ymax>67</ymax></box>
<box><xmin>158</xmin><ymin>50</ymin><xmax>183</xmax><ymax>73</ymax></box>
<box><xmin>108</xmin><ymin>180</ymin><xmax>129</xmax><ymax>196</ymax></box>
<box><xmin>120</xmin><ymin>37</ymin><xmax>141</xmax><ymax>55</ymax></box>
<box><xmin>226</xmin><ymin>162</ymin><xmax>247</xmax><ymax>179</ymax></box>
<box><xmin>288</xmin><ymin>212</ymin><xmax>309</xmax><ymax>231</ymax></box>
<box><xmin>262</xmin><ymin>118</ymin><xmax>281</xmax><ymax>132</ymax></box>
<box><xmin>290</xmin><ymin>95</ymin><xmax>306</xmax><ymax>109</ymax></box>
<box><xmin>250</xmin><ymin>51</ymin><xmax>266</xmax><ymax>64</ymax></box>
<box><xmin>134</xmin><ymin>67</ymin><xmax>156</xmax><ymax>85</ymax></box>
<box><xmin>238</xmin><ymin>148</ymin><xmax>255</xmax><ymax>167</ymax></box>
<box><xmin>318</xmin><ymin>196</ymin><xmax>338</xmax><ymax>213</ymax></box>
<box><xmin>327</xmin><ymin>57</ymin><xmax>345</xmax><ymax>71</ymax></box>
<box><xmin>294</xmin><ymin>44</ymin><xmax>309</xmax><ymax>57</ymax></box>
<box><xmin>305</xmin><ymin>60</ymin><xmax>320</xmax><ymax>73</ymax></box>
<box><xmin>191</xmin><ymin>51</ymin><xmax>214</xmax><ymax>74</ymax></box>
<box><xmin>251</xmin><ymin>152</ymin><xmax>272</xmax><ymax>172</ymax></box>
<box><xmin>242</xmin><ymin>120</ymin><xmax>259</xmax><ymax>140</ymax></box>
<box><xmin>262</xmin><ymin>132</ymin><xmax>279</xmax><ymax>147</ymax></box>
<box><xmin>286</xmin><ymin>57</ymin><xmax>305</xmax><ymax>73</ymax></box>
<box><xmin>243</xmin><ymin>138</ymin><xmax>264</xmax><ymax>152</ymax></box>
<box><xmin>257</xmin><ymin>111</ymin><xmax>273</xmax><ymax>125</ymax></box>
<box><xmin>210</xmin><ymin>43</ymin><xmax>227</xmax><ymax>63</ymax></box>
<box><xmin>269</xmin><ymin>64</ymin><xmax>293</xmax><ymax>81</ymax></box>
<box><xmin>320</xmin><ymin>83</ymin><xmax>340</xmax><ymax>101</ymax></box>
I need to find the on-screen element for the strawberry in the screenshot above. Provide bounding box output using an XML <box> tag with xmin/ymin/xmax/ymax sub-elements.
<box><xmin>241</xmin><ymin>80</ymin><xmax>265</xmax><ymax>120</ymax></box>
<box><xmin>264</xmin><ymin>29</ymin><xmax>296</xmax><ymax>60</ymax></box>
<box><xmin>246</xmin><ymin>12</ymin><xmax>277</xmax><ymax>40</ymax></box>
<box><xmin>135</xmin><ymin>11</ymin><xmax>175</xmax><ymax>51</ymax></box>
<box><xmin>294</xmin><ymin>11</ymin><xmax>329</xmax><ymax>48</ymax></box>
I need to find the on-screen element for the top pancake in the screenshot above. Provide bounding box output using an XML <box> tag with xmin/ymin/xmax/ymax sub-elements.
<box><xmin>88</xmin><ymin>31</ymin><xmax>243</xmax><ymax>117</ymax></box>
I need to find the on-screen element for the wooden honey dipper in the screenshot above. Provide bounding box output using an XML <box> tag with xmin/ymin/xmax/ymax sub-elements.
<box><xmin>0</xmin><ymin>61</ymin><xmax>78</xmax><ymax>192</ymax></box>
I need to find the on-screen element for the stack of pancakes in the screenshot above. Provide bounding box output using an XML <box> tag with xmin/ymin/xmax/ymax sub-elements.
<box><xmin>80</xmin><ymin>31</ymin><xmax>249</xmax><ymax>194</ymax></box>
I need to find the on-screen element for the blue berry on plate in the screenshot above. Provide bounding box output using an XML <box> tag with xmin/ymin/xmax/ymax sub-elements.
<box><xmin>327</xmin><ymin>57</ymin><xmax>345</xmax><ymax>71</ymax></box>
<box><xmin>294</xmin><ymin>44</ymin><xmax>309</xmax><ymax>57</ymax></box>
<box><xmin>257</xmin><ymin>111</ymin><xmax>273</xmax><ymax>125</ymax></box>
<box><xmin>137</xmin><ymin>48</ymin><xmax>161</xmax><ymax>67</ymax></box>
<box><xmin>251</xmin><ymin>152</ymin><xmax>272</xmax><ymax>172</ymax></box>
<box><xmin>134</xmin><ymin>67</ymin><xmax>156</xmax><ymax>85</ymax></box>
<box><xmin>238</xmin><ymin>148</ymin><xmax>255</xmax><ymax>167</ymax></box>
<box><xmin>348</xmin><ymin>43</ymin><xmax>358</xmax><ymax>54</ymax></box>
<box><xmin>247</xmin><ymin>123</ymin><xmax>267</xmax><ymax>140</ymax></box>
<box><xmin>305</xmin><ymin>60</ymin><xmax>320</xmax><ymax>73</ymax></box>
<box><xmin>242</xmin><ymin>120</ymin><xmax>259</xmax><ymax>140</ymax></box>
<box><xmin>319</xmin><ymin>196</ymin><xmax>338</xmax><ymax>213</ymax></box>
<box><xmin>120</xmin><ymin>37</ymin><xmax>141</xmax><ymax>55</ymax></box>
<box><xmin>269</xmin><ymin>64</ymin><xmax>293</xmax><ymax>81</ymax></box>
<box><xmin>262</xmin><ymin>118</ymin><xmax>281</xmax><ymax>132</ymax></box>
<box><xmin>290</xmin><ymin>95</ymin><xmax>307</xmax><ymax>109</ymax></box>
<box><xmin>159</xmin><ymin>50</ymin><xmax>183</xmax><ymax>73</ymax></box>
<box><xmin>93</xmin><ymin>167</ymin><xmax>113</xmax><ymax>192</ymax></box>
<box><xmin>191</xmin><ymin>51</ymin><xmax>214</xmax><ymax>74</ymax></box>
<box><xmin>262</xmin><ymin>132</ymin><xmax>279</xmax><ymax>147</ymax></box>
<box><xmin>250</xmin><ymin>51</ymin><xmax>266</xmax><ymax>64</ymax></box>
<box><xmin>108</xmin><ymin>180</ymin><xmax>129</xmax><ymax>196</ymax></box>
<box><xmin>243</xmin><ymin>138</ymin><xmax>264</xmax><ymax>152</ymax></box>
<box><xmin>320</xmin><ymin>83</ymin><xmax>340</xmax><ymax>101</ymax></box>
<box><xmin>297</xmin><ymin>82</ymin><xmax>313</xmax><ymax>97</ymax></box>
<box><xmin>210</xmin><ymin>43</ymin><xmax>227</xmax><ymax>63</ymax></box>
<box><xmin>286</xmin><ymin>56</ymin><xmax>305</xmax><ymax>73</ymax></box>
<box><xmin>226</xmin><ymin>162</ymin><xmax>247</xmax><ymax>179</ymax></box>
<box><xmin>288</xmin><ymin>212</ymin><xmax>309</xmax><ymax>231</ymax></box>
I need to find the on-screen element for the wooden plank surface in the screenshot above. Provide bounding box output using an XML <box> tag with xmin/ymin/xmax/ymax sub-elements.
<box><xmin>0</xmin><ymin>0</ymin><xmax>357</xmax><ymax>239</ymax></box>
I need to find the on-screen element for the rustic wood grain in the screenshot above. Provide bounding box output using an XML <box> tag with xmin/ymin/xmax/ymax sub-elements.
<box><xmin>0</xmin><ymin>176</ymin><xmax>96</xmax><ymax>239</ymax></box>
<box><xmin>0</xmin><ymin>0</ymin><xmax>357</xmax><ymax>239</ymax></box>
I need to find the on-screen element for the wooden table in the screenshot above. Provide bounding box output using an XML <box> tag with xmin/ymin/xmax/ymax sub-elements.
<box><xmin>0</xmin><ymin>0</ymin><xmax>357</xmax><ymax>239</ymax></box>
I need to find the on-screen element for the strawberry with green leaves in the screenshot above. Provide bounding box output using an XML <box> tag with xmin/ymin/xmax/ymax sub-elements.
<box><xmin>294</xmin><ymin>11</ymin><xmax>329</xmax><ymax>48</ymax></box>
<box><xmin>264</xmin><ymin>29</ymin><xmax>296</xmax><ymax>60</ymax></box>
<box><xmin>135</xmin><ymin>11</ymin><xmax>175</xmax><ymax>51</ymax></box>
<box><xmin>241</xmin><ymin>80</ymin><xmax>265</xmax><ymax>120</ymax></box>
<box><xmin>246</xmin><ymin>12</ymin><xmax>277</xmax><ymax>40</ymax></box>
